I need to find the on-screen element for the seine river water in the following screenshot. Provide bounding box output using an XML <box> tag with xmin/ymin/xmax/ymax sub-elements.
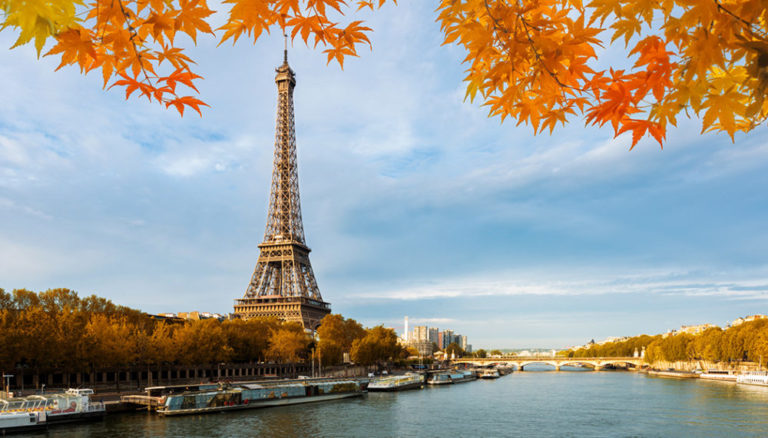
<box><xmin>25</xmin><ymin>367</ymin><xmax>768</xmax><ymax>437</ymax></box>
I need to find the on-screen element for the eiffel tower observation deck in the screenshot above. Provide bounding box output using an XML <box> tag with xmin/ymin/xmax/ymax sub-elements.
<box><xmin>233</xmin><ymin>48</ymin><xmax>331</xmax><ymax>330</ymax></box>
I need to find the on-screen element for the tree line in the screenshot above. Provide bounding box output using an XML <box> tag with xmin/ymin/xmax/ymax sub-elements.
<box><xmin>566</xmin><ymin>318</ymin><xmax>768</xmax><ymax>364</ymax></box>
<box><xmin>0</xmin><ymin>288</ymin><xmax>405</xmax><ymax>373</ymax></box>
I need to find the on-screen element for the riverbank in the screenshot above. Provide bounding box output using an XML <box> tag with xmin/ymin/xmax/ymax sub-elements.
<box><xmin>20</xmin><ymin>371</ymin><xmax>768</xmax><ymax>437</ymax></box>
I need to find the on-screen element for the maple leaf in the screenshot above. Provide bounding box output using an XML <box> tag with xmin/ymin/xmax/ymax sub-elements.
<box><xmin>166</xmin><ymin>95</ymin><xmax>209</xmax><ymax>116</ymax></box>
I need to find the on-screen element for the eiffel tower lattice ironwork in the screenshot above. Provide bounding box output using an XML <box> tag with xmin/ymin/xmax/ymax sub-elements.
<box><xmin>233</xmin><ymin>48</ymin><xmax>331</xmax><ymax>329</ymax></box>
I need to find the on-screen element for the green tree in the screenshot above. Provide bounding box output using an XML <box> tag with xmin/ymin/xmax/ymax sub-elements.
<box><xmin>445</xmin><ymin>342</ymin><xmax>464</xmax><ymax>358</ymax></box>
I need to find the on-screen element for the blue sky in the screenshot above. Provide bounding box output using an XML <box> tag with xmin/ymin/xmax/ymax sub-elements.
<box><xmin>1</xmin><ymin>2</ymin><xmax>767</xmax><ymax>349</ymax></box>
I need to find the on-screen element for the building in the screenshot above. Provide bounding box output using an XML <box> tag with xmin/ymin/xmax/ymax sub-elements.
<box><xmin>232</xmin><ymin>50</ymin><xmax>331</xmax><ymax>330</ymax></box>
<box><xmin>428</xmin><ymin>327</ymin><xmax>439</xmax><ymax>345</ymax></box>
<box><xmin>398</xmin><ymin>316</ymin><xmax>470</xmax><ymax>355</ymax></box>
<box><xmin>412</xmin><ymin>326</ymin><xmax>428</xmax><ymax>342</ymax></box>
<box><xmin>679</xmin><ymin>324</ymin><xmax>718</xmax><ymax>335</ymax></box>
<box><xmin>410</xmin><ymin>341</ymin><xmax>434</xmax><ymax>357</ymax></box>
<box><xmin>731</xmin><ymin>315</ymin><xmax>768</xmax><ymax>327</ymax></box>
<box><xmin>442</xmin><ymin>329</ymin><xmax>455</xmax><ymax>348</ymax></box>
<box><xmin>177</xmin><ymin>311</ymin><xmax>226</xmax><ymax>321</ymax></box>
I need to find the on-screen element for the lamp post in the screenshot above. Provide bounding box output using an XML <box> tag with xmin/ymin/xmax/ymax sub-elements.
<box><xmin>3</xmin><ymin>374</ymin><xmax>14</xmax><ymax>398</ymax></box>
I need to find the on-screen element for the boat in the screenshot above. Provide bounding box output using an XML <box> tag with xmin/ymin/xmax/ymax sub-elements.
<box><xmin>157</xmin><ymin>379</ymin><xmax>364</xmax><ymax>416</ymax></box>
<box><xmin>427</xmin><ymin>370</ymin><xmax>477</xmax><ymax>385</ymax></box>
<box><xmin>0</xmin><ymin>388</ymin><xmax>105</xmax><ymax>434</ymax></box>
<box><xmin>367</xmin><ymin>373</ymin><xmax>425</xmax><ymax>392</ymax></box>
<box><xmin>479</xmin><ymin>369</ymin><xmax>501</xmax><ymax>379</ymax></box>
<box><xmin>699</xmin><ymin>369</ymin><xmax>737</xmax><ymax>382</ymax></box>
<box><xmin>427</xmin><ymin>372</ymin><xmax>453</xmax><ymax>385</ymax></box>
<box><xmin>647</xmin><ymin>369</ymin><xmax>699</xmax><ymax>379</ymax></box>
<box><xmin>737</xmin><ymin>371</ymin><xmax>768</xmax><ymax>386</ymax></box>
<box><xmin>450</xmin><ymin>370</ymin><xmax>477</xmax><ymax>383</ymax></box>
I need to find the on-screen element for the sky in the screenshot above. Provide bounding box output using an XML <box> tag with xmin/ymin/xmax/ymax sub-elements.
<box><xmin>1</xmin><ymin>3</ymin><xmax>768</xmax><ymax>349</ymax></box>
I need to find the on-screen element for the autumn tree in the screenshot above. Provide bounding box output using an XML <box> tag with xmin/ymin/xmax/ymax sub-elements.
<box><xmin>350</xmin><ymin>325</ymin><xmax>403</xmax><ymax>366</ymax></box>
<box><xmin>171</xmin><ymin>318</ymin><xmax>232</xmax><ymax>365</ymax></box>
<box><xmin>316</xmin><ymin>314</ymin><xmax>366</xmax><ymax>366</ymax></box>
<box><xmin>265</xmin><ymin>322</ymin><xmax>311</xmax><ymax>363</ymax></box>
<box><xmin>222</xmin><ymin>317</ymin><xmax>280</xmax><ymax>363</ymax></box>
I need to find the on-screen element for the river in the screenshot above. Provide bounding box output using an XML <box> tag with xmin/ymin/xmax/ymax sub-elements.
<box><xmin>22</xmin><ymin>367</ymin><xmax>768</xmax><ymax>437</ymax></box>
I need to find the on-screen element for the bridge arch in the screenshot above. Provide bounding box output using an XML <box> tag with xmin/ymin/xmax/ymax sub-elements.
<box><xmin>517</xmin><ymin>361</ymin><xmax>559</xmax><ymax>371</ymax></box>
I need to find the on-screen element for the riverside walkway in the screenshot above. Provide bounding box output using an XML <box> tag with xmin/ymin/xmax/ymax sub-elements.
<box><xmin>451</xmin><ymin>357</ymin><xmax>644</xmax><ymax>371</ymax></box>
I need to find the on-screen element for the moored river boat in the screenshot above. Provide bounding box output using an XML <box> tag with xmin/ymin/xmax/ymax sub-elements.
<box><xmin>479</xmin><ymin>369</ymin><xmax>501</xmax><ymax>379</ymax></box>
<box><xmin>0</xmin><ymin>388</ymin><xmax>105</xmax><ymax>435</ymax></box>
<box><xmin>736</xmin><ymin>371</ymin><xmax>768</xmax><ymax>386</ymax></box>
<box><xmin>157</xmin><ymin>379</ymin><xmax>363</xmax><ymax>416</ymax></box>
<box><xmin>427</xmin><ymin>370</ymin><xmax>477</xmax><ymax>385</ymax></box>
<box><xmin>699</xmin><ymin>370</ymin><xmax>737</xmax><ymax>382</ymax></box>
<box><xmin>368</xmin><ymin>373</ymin><xmax>425</xmax><ymax>392</ymax></box>
<box><xmin>647</xmin><ymin>369</ymin><xmax>699</xmax><ymax>379</ymax></box>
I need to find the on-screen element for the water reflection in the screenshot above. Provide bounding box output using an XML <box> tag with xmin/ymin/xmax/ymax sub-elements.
<box><xmin>37</xmin><ymin>372</ymin><xmax>768</xmax><ymax>438</ymax></box>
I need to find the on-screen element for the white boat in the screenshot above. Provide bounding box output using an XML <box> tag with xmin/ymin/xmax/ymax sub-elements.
<box><xmin>737</xmin><ymin>371</ymin><xmax>768</xmax><ymax>386</ymax></box>
<box><xmin>157</xmin><ymin>379</ymin><xmax>364</xmax><ymax>416</ymax></box>
<box><xmin>0</xmin><ymin>388</ymin><xmax>105</xmax><ymax>434</ymax></box>
<box><xmin>479</xmin><ymin>369</ymin><xmax>501</xmax><ymax>379</ymax></box>
<box><xmin>368</xmin><ymin>374</ymin><xmax>425</xmax><ymax>392</ymax></box>
<box><xmin>700</xmin><ymin>370</ymin><xmax>737</xmax><ymax>381</ymax></box>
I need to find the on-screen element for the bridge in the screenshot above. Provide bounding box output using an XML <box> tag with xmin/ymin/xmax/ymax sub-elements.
<box><xmin>451</xmin><ymin>356</ymin><xmax>645</xmax><ymax>371</ymax></box>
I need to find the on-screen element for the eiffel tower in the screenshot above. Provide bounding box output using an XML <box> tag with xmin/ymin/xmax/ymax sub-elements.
<box><xmin>233</xmin><ymin>48</ymin><xmax>331</xmax><ymax>330</ymax></box>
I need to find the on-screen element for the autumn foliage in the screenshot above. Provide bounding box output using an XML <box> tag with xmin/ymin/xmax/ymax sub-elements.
<box><xmin>0</xmin><ymin>288</ymin><xmax>404</xmax><ymax>374</ymax></box>
<box><xmin>2</xmin><ymin>0</ymin><xmax>768</xmax><ymax>146</ymax></box>
<box><xmin>437</xmin><ymin>0</ymin><xmax>768</xmax><ymax>147</ymax></box>
<box><xmin>0</xmin><ymin>0</ymin><xmax>389</xmax><ymax>116</ymax></box>
<box><xmin>569</xmin><ymin>318</ymin><xmax>768</xmax><ymax>364</ymax></box>
<box><xmin>0</xmin><ymin>288</ymin><xmax>300</xmax><ymax>371</ymax></box>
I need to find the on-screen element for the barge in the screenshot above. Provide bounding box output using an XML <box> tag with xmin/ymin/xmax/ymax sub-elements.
<box><xmin>427</xmin><ymin>370</ymin><xmax>477</xmax><ymax>385</ymax></box>
<box><xmin>368</xmin><ymin>374</ymin><xmax>425</xmax><ymax>392</ymax></box>
<box><xmin>157</xmin><ymin>379</ymin><xmax>364</xmax><ymax>416</ymax></box>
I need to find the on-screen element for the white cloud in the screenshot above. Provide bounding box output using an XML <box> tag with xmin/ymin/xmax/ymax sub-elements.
<box><xmin>357</xmin><ymin>267</ymin><xmax>768</xmax><ymax>301</ymax></box>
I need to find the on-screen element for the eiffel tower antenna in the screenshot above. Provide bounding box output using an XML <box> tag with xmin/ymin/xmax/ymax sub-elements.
<box><xmin>234</xmin><ymin>49</ymin><xmax>331</xmax><ymax>330</ymax></box>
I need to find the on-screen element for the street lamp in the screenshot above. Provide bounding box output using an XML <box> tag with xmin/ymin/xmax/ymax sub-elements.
<box><xmin>2</xmin><ymin>374</ymin><xmax>13</xmax><ymax>398</ymax></box>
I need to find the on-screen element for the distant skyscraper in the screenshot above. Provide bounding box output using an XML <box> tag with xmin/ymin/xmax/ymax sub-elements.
<box><xmin>412</xmin><ymin>325</ymin><xmax>428</xmax><ymax>342</ymax></box>
<box><xmin>442</xmin><ymin>329</ymin><xmax>455</xmax><ymax>348</ymax></box>
<box><xmin>428</xmin><ymin>327</ymin><xmax>439</xmax><ymax>345</ymax></box>
<box><xmin>404</xmin><ymin>316</ymin><xmax>409</xmax><ymax>342</ymax></box>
